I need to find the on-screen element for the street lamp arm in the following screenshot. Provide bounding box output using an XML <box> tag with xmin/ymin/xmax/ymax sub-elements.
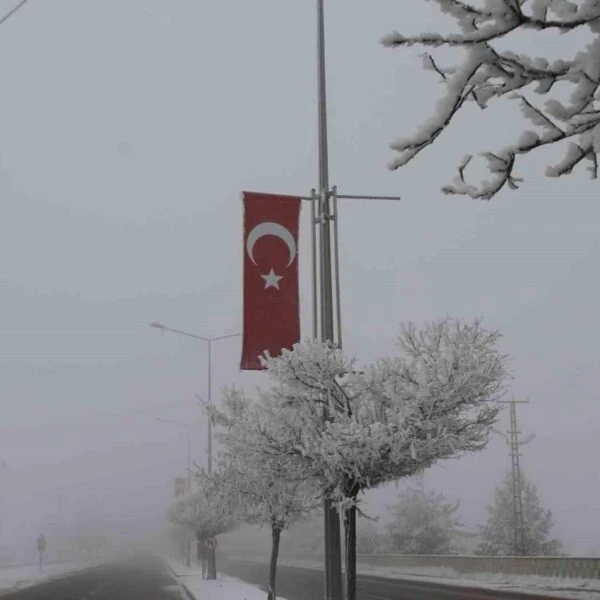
<box><xmin>155</xmin><ymin>417</ymin><xmax>190</xmax><ymax>429</ymax></box>
<box><xmin>150</xmin><ymin>323</ymin><xmax>211</xmax><ymax>342</ymax></box>
<box><xmin>150</xmin><ymin>323</ymin><xmax>241</xmax><ymax>343</ymax></box>
<box><xmin>209</xmin><ymin>332</ymin><xmax>243</xmax><ymax>342</ymax></box>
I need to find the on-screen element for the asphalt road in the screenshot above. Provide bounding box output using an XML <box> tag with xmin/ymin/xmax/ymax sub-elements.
<box><xmin>0</xmin><ymin>556</ymin><xmax>182</xmax><ymax>600</ymax></box>
<box><xmin>220</xmin><ymin>558</ymin><xmax>569</xmax><ymax>600</ymax></box>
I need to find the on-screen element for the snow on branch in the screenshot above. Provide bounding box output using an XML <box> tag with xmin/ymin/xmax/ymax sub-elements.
<box><xmin>382</xmin><ymin>0</ymin><xmax>600</xmax><ymax>198</ymax></box>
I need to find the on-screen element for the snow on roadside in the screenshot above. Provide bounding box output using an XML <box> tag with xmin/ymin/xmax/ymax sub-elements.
<box><xmin>0</xmin><ymin>561</ymin><xmax>101</xmax><ymax>595</ymax></box>
<box><xmin>356</xmin><ymin>563</ymin><xmax>600</xmax><ymax>600</ymax></box>
<box><xmin>227</xmin><ymin>555</ymin><xmax>600</xmax><ymax>600</ymax></box>
<box><xmin>166</xmin><ymin>558</ymin><xmax>288</xmax><ymax>600</ymax></box>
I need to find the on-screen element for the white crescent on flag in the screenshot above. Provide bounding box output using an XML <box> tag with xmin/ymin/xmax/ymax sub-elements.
<box><xmin>246</xmin><ymin>221</ymin><xmax>297</xmax><ymax>268</ymax></box>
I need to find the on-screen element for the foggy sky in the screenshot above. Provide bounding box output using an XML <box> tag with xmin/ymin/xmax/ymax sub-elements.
<box><xmin>1</xmin><ymin>0</ymin><xmax>599</xmax><ymax>560</ymax></box>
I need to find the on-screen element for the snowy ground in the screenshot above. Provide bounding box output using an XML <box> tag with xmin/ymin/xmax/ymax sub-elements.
<box><xmin>0</xmin><ymin>560</ymin><xmax>101</xmax><ymax>595</ymax></box>
<box><xmin>166</xmin><ymin>558</ymin><xmax>288</xmax><ymax>600</ymax></box>
<box><xmin>228</xmin><ymin>556</ymin><xmax>600</xmax><ymax>600</ymax></box>
<box><xmin>355</xmin><ymin>562</ymin><xmax>600</xmax><ymax>600</ymax></box>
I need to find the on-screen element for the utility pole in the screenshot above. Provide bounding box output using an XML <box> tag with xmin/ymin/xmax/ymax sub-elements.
<box><xmin>315</xmin><ymin>2</ymin><xmax>342</xmax><ymax>599</ymax></box>
<box><xmin>497</xmin><ymin>397</ymin><xmax>534</xmax><ymax>556</ymax></box>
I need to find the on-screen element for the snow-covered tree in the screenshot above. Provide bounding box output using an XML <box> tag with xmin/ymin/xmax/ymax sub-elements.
<box><xmin>214</xmin><ymin>317</ymin><xmax>508</xmax><ymax>600</ymax></box>
<box><xmin>167</xmin><ymin>470</ymin><xmax>237</xmax><ymax>578</ymax></box>
<box><xmin>477</xmin><ymin>470</ymin><xmax>563</xmax><ymax>556</ymax></box>
<box><xmin>209</xmin><ymin>452</ymin><xmax>319</xmax><ymax>600</ymax></box>
<box><xmin>382</xmin><ymin>1</ymin><xmax>600</xmax><ymax>198</ymax></box>
<box><xmin>356</xmin><ymin>520</ymin><xmax>393</xmax><ymax>554</ymax></box>
<box><xmin>387</xmin><ymin>482</ymin><xmax>464</xmax><ymax>555</ymax></box>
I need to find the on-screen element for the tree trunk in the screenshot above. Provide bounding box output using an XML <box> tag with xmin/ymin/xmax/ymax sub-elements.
<box><xmin>206</xmin><ymin>546</ymin><xmax>216</xmax><ymax>580</ymax></box>
<box><xmin>343</xmin><ymin>502</ymin><xmax>357</xmax><ymax>600</ymax></box>
<box><xmin>267</xmin><ymin>523</ymin><xmax>282</xmax><ymax>600</ymax></box>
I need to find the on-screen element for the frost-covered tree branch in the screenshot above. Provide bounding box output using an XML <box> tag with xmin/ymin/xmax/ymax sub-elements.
<box><xmin>382</xmin><ymin>0</ymin><xmax>600</xmax><ymax>198</ymax></box>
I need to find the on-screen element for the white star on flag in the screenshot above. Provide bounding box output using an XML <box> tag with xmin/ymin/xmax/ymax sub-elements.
<box><xmin>261</xmin><ymin>268</ymin><xmax>283</xmax><ymax>290</ymax></box>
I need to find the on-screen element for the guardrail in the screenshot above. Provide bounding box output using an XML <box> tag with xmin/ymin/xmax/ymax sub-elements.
<box><xmin>229</xmin><ymin>550</ymin><xmax>600</xmax><ymax>580</ymax></box>
<box><xmin>355</xmin><ymin>554</ymin><xmax>600</xmax><ymax>579</ymax></box>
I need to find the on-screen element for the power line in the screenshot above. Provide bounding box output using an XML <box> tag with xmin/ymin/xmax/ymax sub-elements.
<box><xmin>0</xmin><ymin>0</ymin><xmax>31</xmax><ymax>27</ymax></box>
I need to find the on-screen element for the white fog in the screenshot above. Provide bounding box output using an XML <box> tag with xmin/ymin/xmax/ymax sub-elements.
<box><xmin>1</xmin><ymin>2</ymin><xmax>599</xmax><ymax>600</ymax></box>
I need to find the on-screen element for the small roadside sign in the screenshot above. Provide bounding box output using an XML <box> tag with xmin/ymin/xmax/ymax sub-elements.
<box><xmin>37</xmin><ymin>534</ymin><xmax>46</xmax><ymax>572</ymax></box>
<box><xmin>204</xmin><ymin>537</ymin><xmax>217</xmax><ymax>549</ymax></box>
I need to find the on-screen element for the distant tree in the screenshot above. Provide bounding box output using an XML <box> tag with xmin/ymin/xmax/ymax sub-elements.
<box><xmin>167</xmin><ymin>470</ymin><xmax>237</xmax><ymax>577</ymax></box>
<box><xmin>387</xmin><ymin>482</ymin><xmax>464</xmax><ymax>555</ymax></box>
<box><xmin>477</xmin><ymin>470</ymin><xmax>563</xmax><ymax>556</ymax></box>
<box><xmin>382</xmin><ymin>1</ymin><xmax>600</xmax><ymax>198</ymax></box>
<box><xmin>356</xmin><ymin>520</ymin><xmax>393</xmax><ymax>555</ymax></box>
<box><xmin>212</xmin><ymin>317</ymin><xmax>508</xmax><ymax>600</ymax></box>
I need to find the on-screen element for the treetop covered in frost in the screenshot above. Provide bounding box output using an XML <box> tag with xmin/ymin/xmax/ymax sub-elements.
<box><xmin>212</xmin><ymin>318</ymin><xmax>509</xmax><ymax>507</ymax></box>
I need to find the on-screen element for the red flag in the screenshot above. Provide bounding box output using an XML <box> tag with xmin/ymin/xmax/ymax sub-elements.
<box><xmin>241</xmin><ymin>191</ymin><xmax>301</xmax><ymax>370</ymax></box>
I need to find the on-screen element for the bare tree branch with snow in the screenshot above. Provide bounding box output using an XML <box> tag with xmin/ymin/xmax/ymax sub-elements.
<box><xmin>382</xmin><ymin>0</ymin><xmax>600</xmax><ymax>198</ymax></box>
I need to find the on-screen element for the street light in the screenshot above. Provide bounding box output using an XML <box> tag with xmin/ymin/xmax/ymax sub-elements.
<box><xmin>150</xmin><ymin>322</ymin><xmax>242</xmax><ymax>474</ymax></box>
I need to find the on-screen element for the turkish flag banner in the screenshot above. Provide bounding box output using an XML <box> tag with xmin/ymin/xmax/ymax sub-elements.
<box><xmin>241</xmin><ymin>191</ymin><xmax>301</xmax><ymax>370</ymax></box>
